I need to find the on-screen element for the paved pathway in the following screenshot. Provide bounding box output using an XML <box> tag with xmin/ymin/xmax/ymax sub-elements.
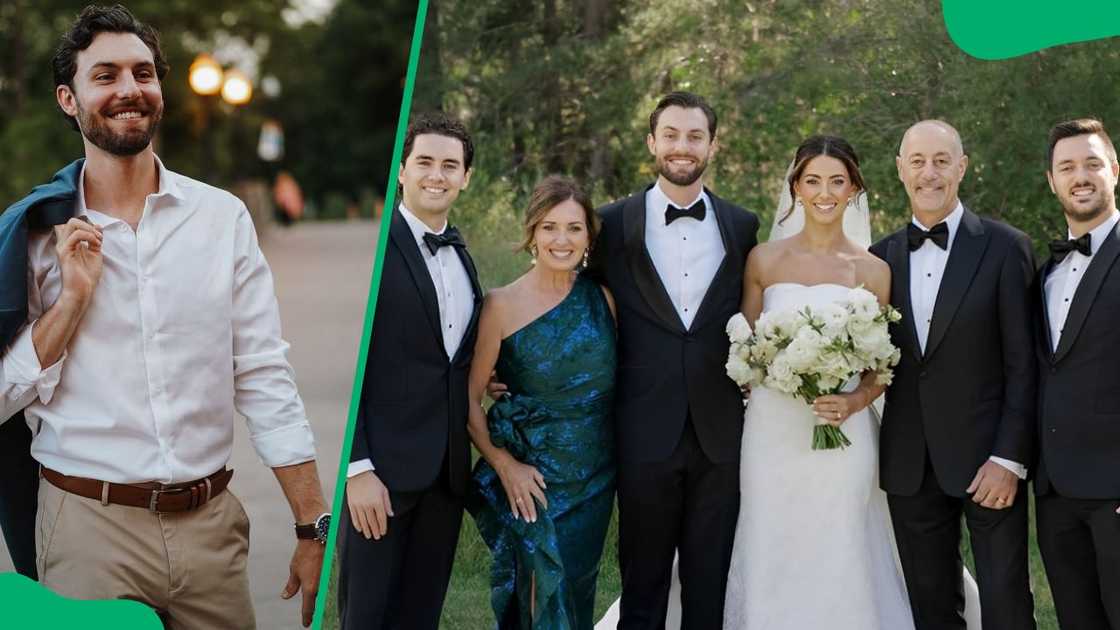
<box><xmin>0</xmin><ymin>219</ymin><xmax>379</xmax><ymax>630</ymax></box>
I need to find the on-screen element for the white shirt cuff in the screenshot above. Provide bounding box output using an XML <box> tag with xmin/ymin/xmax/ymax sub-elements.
<box><xmin>6</xmin><ymin>322</ymin><xmax>66</xmax><ymax>405</ymax></box>
<box><xmin>250</xmin><ymin>420</ymin><xmax>316</xmax><ymax>467</ymax></box>
<box><xmin>347</xmin><ymin>459</ymin><xmax>375</xmax><ymax>479</ymax></box>
<box><xmin>989</xmin><ymin>456</ymin><xmax>1027</xmax><ymax>480</ymax></box>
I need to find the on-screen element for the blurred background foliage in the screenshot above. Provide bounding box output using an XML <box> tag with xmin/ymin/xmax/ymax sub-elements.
<box><xmin>414</xmin><ymin>0</ymin><xmax>1120</xmax><ymax>287</ymax></box>
<box><xmin>0</xmin><ymin>0</ymin><xmax>415</xmax><ymax>220</ymax></box>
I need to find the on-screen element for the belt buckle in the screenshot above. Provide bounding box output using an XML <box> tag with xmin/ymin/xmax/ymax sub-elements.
<box><xmin>148</xmin><ymin>486</ymin><xmax>187</xmax><ymax>513</ymax></box>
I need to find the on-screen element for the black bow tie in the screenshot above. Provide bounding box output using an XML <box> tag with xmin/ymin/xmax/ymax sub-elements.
<box><xmin>665</xmin><ymin>200</ymin><xmax>706</xmax><ymax>225</ymax></box>
<box><xmin>1049</xmin><ymin>233</ymin><xmax>1092</xmax><ymax>264</ymax></box>
<box><xmin>907</xmin><ymin>221</ymin><xmax>950</xmax><ymax>251</ymax></box>
<box><xmin>422</xmin><ymin>226</ymin><xmax>466</xmax><ymax>256</ymax></box>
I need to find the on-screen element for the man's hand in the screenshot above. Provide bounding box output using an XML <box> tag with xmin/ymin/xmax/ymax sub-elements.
<box><xmin>486</xmin><ymin>370</ymin><xmax>508</xmax><ymax>401</ymax></box>
<box><xmin>966</xmin><ymin>460</ymin><xmax>1019</xmax><ymax>509</ymax></box>
<box><xmin>347</xmin><ymin>470</ymin><xmax>393</xmax><ymax>540</ymax></box>
<box><xmin>270</xmin><ymin>461</ymin><xmax>328</xmax><ymax>628</ymax></box>
<box><xmin>54</xmin><ymin>218</ymin><xmax>103</xmax><ymax>305</ymax></box>
<box><xmin>281</xmin><ymin>539</ymin><xmax>324</xmax><ymax>627</ymax></box>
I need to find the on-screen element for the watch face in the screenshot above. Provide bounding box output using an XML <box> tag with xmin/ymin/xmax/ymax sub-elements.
<box><xmin>315</xmin><ymin>513</ymin><xmax>331</xmax><ymax>542</ymax></box>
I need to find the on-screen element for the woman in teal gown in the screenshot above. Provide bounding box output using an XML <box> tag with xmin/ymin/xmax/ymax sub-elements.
<box><xmin>467</xmin><ymin>176</ymin><xmax>616</xmax><ymax>630</ymax></box>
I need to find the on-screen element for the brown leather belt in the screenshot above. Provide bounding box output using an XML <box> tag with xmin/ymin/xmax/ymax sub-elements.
<box><xmin>42</xmin><ymin>467</ymin><xmax>234</xmax><ymax>513</ymax></box>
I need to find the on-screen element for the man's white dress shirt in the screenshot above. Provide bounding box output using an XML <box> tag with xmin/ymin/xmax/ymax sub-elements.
<box><xmin>909</xmin><ymin>201</ymin><xmax>1025</xmax><ymax>479</ymax></box>
<box><xmin>644</xmin><ymin>182</ymin><xmax>725</xmax><ymax>330</ymax></box>
<box><xmin>0</xmin><ymin>157</ymin><xmax>315</xmax><ymax>484</ymax></box>
<box><xmin>346</xmin><ymin>204</ymin><xmax>474</xmax><ymax>479</ymax></box>
<box><xmin>1044</xmin><ymin>211</ymin><xmax>1120</xmax><ymax>351</ymax></box>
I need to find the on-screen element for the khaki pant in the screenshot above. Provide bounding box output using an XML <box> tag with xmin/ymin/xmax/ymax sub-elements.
<box><xmin>36</xmin><ymin>477</ymin><xmax>255</xmax><ymax>630</ymax></box>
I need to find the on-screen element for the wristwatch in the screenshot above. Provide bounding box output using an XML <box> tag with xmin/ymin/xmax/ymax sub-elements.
<box><xmin>295</xmin><ymin>512</ymin><xmax>331</xmax><ymax>544</ymax></box>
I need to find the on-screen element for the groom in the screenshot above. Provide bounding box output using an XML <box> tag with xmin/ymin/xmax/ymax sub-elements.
<box><xmin>870</xmin><ymin>120</ymin><xmax>1037</xmax><ymax>630</ymax></box>
<box><xmin>1034</xmin><ymin>118</ymin><xmax>1120</xmax><ymax>630</ymax></box>
<box><xmin>339</xmin><ymin>112</ymin><xmax>482</xmax><ymax>630</ymax></box>
<box><xmin>587</xmin><ymin>91</ymin><xmax>759</xmax><ymax>628</ymax></box>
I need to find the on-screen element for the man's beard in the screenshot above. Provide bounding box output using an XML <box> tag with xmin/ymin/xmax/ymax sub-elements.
<box><xmin>76</xmin><ymin>100</ymin><xmax>162</xmax><ymax>156</ymax></box>
<box><xmin>1061</xmin><ymin>187</ymin><xmax>1112</xmax><ymax>224</ymax></box>
<box><xmin>657</xmin><ymin>153</ymin><xmax>709</xmax><ymax>187</ymax></box>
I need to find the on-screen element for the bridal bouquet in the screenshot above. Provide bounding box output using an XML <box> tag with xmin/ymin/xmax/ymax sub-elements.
<box><xmin>725</xmin><ymin>287</ymin><xmax>902</xmax><ymax>450</ymax></box>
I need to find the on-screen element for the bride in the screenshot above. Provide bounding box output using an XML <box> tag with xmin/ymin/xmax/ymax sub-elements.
<box><xmin>597</xmin><ymin>136</ymin><xmax>981</xmax><ymax>629</ymax></box>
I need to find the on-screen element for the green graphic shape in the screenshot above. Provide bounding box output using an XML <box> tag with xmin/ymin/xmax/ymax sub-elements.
<box><xmin>310</xmin><ymin>1</ymin><xmax>431</xmax><ymax>628</ymax></box>
<box><xmin>943</xmin><ymin>0</ymin><xmax>1120</xmax><ymax>59</ymax></box>
<box><xmin>1</xmin><ymin>573</ymin><xmax>162</xmax><ymax>629</ymax></box>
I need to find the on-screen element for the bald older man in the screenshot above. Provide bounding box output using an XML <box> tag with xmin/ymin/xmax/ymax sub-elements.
<box><xmin>869</xmin><ymin>121</ymin><xmax>1037</xmax><ymax>630</ymax></box>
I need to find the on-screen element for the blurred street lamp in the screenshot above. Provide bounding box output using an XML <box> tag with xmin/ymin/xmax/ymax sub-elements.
<box><xmin>188</xmin><ymin>54</ymin><xmax>223</xmax><ymax>96</ymax></box>
<box><xmin>221</xmin><ymin>70</ymin><xmax>253</xmax><ymax>106</ymax></box>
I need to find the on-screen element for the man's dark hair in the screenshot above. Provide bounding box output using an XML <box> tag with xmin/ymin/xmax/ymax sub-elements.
<box><xmin>401</xmin><ymin>112</ymin><xmax>475</xmax><ymax>171</ymax></box>
<box><xmin>1047</xmin><ymin>117</ymin><xmax>1118</xmax><ymax>170</ymax></box>
<box><xmin>648</xmin><ymin>91</ymin><xmax>718</xmax><ymax>139</ymax></box>
<box><xmin>52</xmin><ymin>4</ymin><xmax>169</xmax><ymax>131</ymax></box>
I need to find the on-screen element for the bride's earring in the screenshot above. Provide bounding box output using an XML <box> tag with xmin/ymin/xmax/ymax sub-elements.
<box><xmin>795</xmin><ymin>198</ymin><xmax>804</xmax><ymax>211</ymax></box>
<box><xmin>530</xmin><ymin>243</ymin><xmax>538</xmax><ymax>266</ymax></box>
<box><xmin>581</xmin><ymin>249</ymin><xmax>589</xmax><ymax>269</ymax></box>
<box><xmin>846</xmin><ymin>197</ymin><xmax>856</xmax><ymax>210</ymax></box>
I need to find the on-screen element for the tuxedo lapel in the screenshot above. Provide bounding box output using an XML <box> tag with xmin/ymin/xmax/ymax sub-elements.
<box><xmin>1037</xmin><ymin>261</ymin><xmax>1056</xmax><ymax>361</ymax></box>
<box><xmin>623</xmin><ymin>191</ymin><xmax>686</xmax><ymax>333</ymax></box>
<box><xmin>1053</xmin><ymin>222</ymin><xmax>1120</xmax><ymax>363</ymax></box>
<box><xmin>389</xmin><ymin>209</ymin><xmax>446</xmax><ymax>357</ymax></box>
<box><xmin>888</xmin><ymin>232</ymin><xmax>922</xmax><ymax>363</ymax></box>
<box><xmin>924</xmin><ymin>209</ymin><xmax>990</xmax><ymax>360</ymax></box>
<box><xmin>451</xmin><ymin>244</ymin><xmax>483</xmax><ymax>363</ymax></box>
<box><xmin>689</xmin><ymin>189</ymin><xmax>733</xmax><ymax>332</ymax></box>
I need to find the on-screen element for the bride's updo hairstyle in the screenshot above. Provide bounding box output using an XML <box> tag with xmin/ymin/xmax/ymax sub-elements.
<box><xmin>778</xmin><ymin>135</ymin><xmax>867</xmax><ymax>225</ymax></box>
<box><xmin>518</xmin><ymin>175</ymin><xmax>600</xmax><ymax>254</ymax></box>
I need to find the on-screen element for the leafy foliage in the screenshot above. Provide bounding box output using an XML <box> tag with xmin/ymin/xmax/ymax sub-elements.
<box><xmin>419</xmin><ymin>0</ymin><xmax>1120</xmax><ymax>276</ymax></box>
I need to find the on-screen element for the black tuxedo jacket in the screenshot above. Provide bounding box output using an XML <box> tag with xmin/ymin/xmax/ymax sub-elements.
<box><xmin>350</xmin><ymin>208</ymin><xmax>482</xmax><ymax>496</ymax></box>
<box><xmin>587</xmin><ymin>186</ymin><xmax>759</xmax><ymax>464</ymax></box>
<box><xmin>870</xmin><ymin>207</ymin><xmax>1037</xmax><ymax>497</ymax></box>
<box><xmin>1034</xmin><ymin>221</ymin><xmax>1120</xmax><ymax>499</ymax></box>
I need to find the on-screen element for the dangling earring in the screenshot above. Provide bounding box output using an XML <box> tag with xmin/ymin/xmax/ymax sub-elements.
<box><xmin>794</xmin><ymin>198</ymin><xmax>804</xmax><ymax>211</ymax></box>
<box><xmin>530</xmin><ymin>243</ymin><xmax>538</xmax><ymax>266</ymax></box>
<box><xmin>846</xmin><ymin>197</ymin><xmax>856</xmax><ymax>210</ymax></box>
<box><xmin>581</xmin><ymin>249</ymin><xmax>589</xmax><ymax>269</ymax></box>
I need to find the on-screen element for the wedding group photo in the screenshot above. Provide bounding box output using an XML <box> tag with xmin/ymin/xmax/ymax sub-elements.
<box><xmin>331</xmin><ymin>1</ymin><xmax>1120</xmax><ymax>629</ymax></box>
<box><xmin>4</xmin><ymin>0</ymin><xmax>1120</xmax><ymax>629</ymax></box>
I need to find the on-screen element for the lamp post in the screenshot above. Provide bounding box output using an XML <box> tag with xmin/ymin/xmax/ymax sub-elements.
<box><xmin>188</xmin><ymin>53</ymin><xmax>254</xmax><ymax>180</ymax></box>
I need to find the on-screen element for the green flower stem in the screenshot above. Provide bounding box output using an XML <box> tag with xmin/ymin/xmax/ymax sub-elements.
<box><xmin>812</xmin><ymin>425</ymin><xmax>852</xmax><ymax>450</ymax></box>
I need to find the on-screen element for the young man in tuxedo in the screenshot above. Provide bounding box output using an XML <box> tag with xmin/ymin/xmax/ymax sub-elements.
<box><xmin>586</xmin><ymin>91</ymin><xmax>759</xmax><ymax>629</ymax></box>
<box><xmin>339</xmin><ymin>113</ymin><xmax>482</xmax><ymax>630</ymax></box>
<box><xmin>869</xmin><ymin>120</ymin><xmax>1037</xmax><ymax>630</ymax></box>
<box><xmin>1035</xmin><ymin>117</ymin><xmax>1120</xmax><ymax>630</ymax></box>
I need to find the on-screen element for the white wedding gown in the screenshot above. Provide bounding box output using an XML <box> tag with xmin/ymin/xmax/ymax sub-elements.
<box><xmin>595</xmin><ymin>284</ymin><xmax>982</xmax><ymax>629</ymax></box>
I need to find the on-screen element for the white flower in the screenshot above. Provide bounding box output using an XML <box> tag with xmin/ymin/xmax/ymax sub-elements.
<box><xmin>726</xmin><ymin>354</ymin><xmax>753</xmax><ymax>385</ymax></box>
<box><xmin>816</xmin><ymin>303</ymin><xmax>849</xmax><ymax>338</ymax></box>
<box><xmin>726</xmin><ymin>312</ymin><xmax>753</xmax><ymax>344</ymax></box>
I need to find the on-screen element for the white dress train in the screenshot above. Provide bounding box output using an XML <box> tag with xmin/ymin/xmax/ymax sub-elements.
<box><xmin>595</xmin><ymin>284</ymin><xmax>982</xmax><ymax>629</ymax></box>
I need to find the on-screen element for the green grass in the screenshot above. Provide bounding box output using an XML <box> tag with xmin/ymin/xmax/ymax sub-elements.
<box><xmin>321</xmin><ymin>493</ymin><xmax>1057</xmax><ymax>629</ymax></box>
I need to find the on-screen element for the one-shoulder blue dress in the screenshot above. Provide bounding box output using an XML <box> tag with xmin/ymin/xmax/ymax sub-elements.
<box><xmin>468</xmin><ymin>274</ymin><xmax>617</xmax><ymax>629</ymax></box>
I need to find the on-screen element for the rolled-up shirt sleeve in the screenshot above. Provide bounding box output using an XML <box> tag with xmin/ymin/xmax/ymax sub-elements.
<box><xmin>1</xmin><ymin>322</ymin><xmax>66</xmax><ymax>423</ymax></box>
<box><xmin>230</xmin><ymin>203</ymin><xmax>316</xmax><ymax>467</ymax></box>
<box><xmin>2</xmin><ymin>256</ymin><xmax>67</xmax><ymax>423</ymax></box>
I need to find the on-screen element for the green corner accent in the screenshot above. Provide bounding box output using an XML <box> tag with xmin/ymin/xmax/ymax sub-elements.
<box><xmin>1</xmin><ymin>573</ymin><xmax>162</xmax><ymax>629</ymax></box>
<box><xmin>309</xmin><ymin>1</ymin><xmax>431</xmax><ymax>628</ymax></box>
<box><xmin>943</xmin><ymin>0</ymin><xmax>1120</xmax><ymax>60</ymax></box>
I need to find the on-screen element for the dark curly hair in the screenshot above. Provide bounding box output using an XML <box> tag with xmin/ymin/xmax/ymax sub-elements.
<box><xmin>52</xmin><ymin>4</ymin><xmax>169</xmax><ymax>131</ymax></box>
<box><xmin>401</xmin><ymin>112</ymin><xmax>475</xmax><ymax>171</ymax></box>
<box><xmin>649</xmin><ymin>91</ymin><xmax>718</xmax><ymax>139</ymax></box>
